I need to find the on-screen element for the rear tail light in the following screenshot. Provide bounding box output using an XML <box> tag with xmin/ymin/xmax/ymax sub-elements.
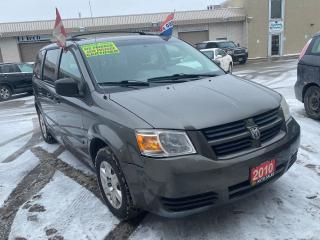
<box><xmin>299</xmin><ymin>39</ymin><xmax>312</xmax><ymax>60</ymax></box>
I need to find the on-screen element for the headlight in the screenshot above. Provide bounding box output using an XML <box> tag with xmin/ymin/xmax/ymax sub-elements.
<box><xmin>135</xmin><ymin>130</ymin><xmax>196</xmax><ymax>157</ymax></box>
<box><xmin>227</xmin><ymin>50</ymin><xmax>233</xmax><ymax>55</ymax></box>
<box><xmin>281</xmin><ymin>97</ymin><xmax>291</xmax><ymax>122</ymax></box>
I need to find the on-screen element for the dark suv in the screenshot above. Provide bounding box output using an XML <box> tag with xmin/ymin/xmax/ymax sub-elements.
<box><xmin>295</xmin><ymin>32</ymin><xmax>320</xmax><ymax>119</ymax></box>
<box><xmin>0</xmin><ymin>63</ymin><xmax>34</xmax><ymax>101</ymax></box>
<box><xmin>33</xmin><ymin>33</ymin><xmax>300</xmax><ymax>219</ymax></box>
<box><xmin>196</xmin><ymin>40</ymin><xmax>248</xmax><ymax>64</ymax></box>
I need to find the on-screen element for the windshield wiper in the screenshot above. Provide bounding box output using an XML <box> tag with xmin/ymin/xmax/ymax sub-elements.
<box><xmin>98</xmin><ymin>80</ymin><xmax>150</xmax><ymax>87</ymax></box>
<box><xmin>148</xmin><ymin>73</ymin><xmax>218</xmax><ymax>83</ymax></box>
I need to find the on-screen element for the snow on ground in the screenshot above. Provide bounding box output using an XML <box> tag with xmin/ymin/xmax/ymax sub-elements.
<box><xmin>58</xmin><ymin>150</ymin><xmax>95</xmax><ymax>176</ymax></box>
<box><xmin>36</xmin><ymin>142</ymin><xmax>60</xmax><ymax>154</ymax></box>
<box><xmin>0</xmin><ymin>95</ymin><xmax>36</xmax><ymax>162</ymax></box>
<box><xmin>0</xmin><ymin>121</ymin><xmax>33</xmax><ymax>147</ymax></box>
<box><xmin>0</xmin><ymin>133</ymin><xmax>33</xmax><ymax>163</ymax></box>
<box><xmin>130</xmin><ymin>60</ymin><xmax>320</xmax><ymax>240</ymax></box>
<box><xmin>0</xmin><ymin>98</ymin><xmax>34</xmax><ymax>148</ymax></box>
<box><xmin>0</xmin><ymin>151</ymin><xmax>39</xmax><ymax>207</ymax></box>
<box><xmin>0</xmin><ymin>96</ymin><xmax>36</xmax><ymax>124</ymax></box>
<box><xmin>9</xmin><ymin>171</ymin><xmax>119</xmax><ymax>240</ymax></box>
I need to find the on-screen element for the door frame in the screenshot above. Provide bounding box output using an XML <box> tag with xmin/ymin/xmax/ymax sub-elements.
<box><xmin>268</xmin><ymin>0</ymin><xmax>286</xmax><ymax>57</ymax></box>
<box><xmin>269</xmin><ymin>33</ymin><xmax>283</xmax><ymax>56</ymax></box>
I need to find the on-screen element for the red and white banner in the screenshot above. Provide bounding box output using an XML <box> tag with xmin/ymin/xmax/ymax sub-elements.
<box><xmin>53</xmin><ymin>8</ymin><xmax>67</xmax><ymax>48</ymax></box>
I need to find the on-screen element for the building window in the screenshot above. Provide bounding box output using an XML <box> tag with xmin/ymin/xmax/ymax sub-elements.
<box><xmin>270</xmin><ymin>0</ymin><xmax>282</xmax><ymax>19</ymax></box>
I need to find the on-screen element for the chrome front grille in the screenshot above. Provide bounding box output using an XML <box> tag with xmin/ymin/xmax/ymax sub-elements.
<box><xmin>202</xmin><ymin>108</ymin><xmax>284</xmax><ymax>158</ymax></box>
<box><xmin>234</xmin><ymin>49</ymin><xmax>245</xmax><ymax>55</ymax></box>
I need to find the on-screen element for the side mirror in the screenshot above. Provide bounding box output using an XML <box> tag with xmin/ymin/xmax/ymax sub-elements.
<box><xmin>237</xmin><ymin>43</ymin><xmax>240</xmax><ymax>47</ymax></box>
<box><xmin>55</xmin><ymin>78</ymin><xmax>82</xmax><ymax>97</ymax></box>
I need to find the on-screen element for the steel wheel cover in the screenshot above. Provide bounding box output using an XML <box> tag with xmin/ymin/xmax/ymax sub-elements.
<box><xmin>0</xmin><ymin>87</ymin><xmax>10</xmax><ymax>100</ymax></box>
<box><xmin>100</xmin><ymin>161</ymin><xmax>123</xmax><ymax>209</ymax></box>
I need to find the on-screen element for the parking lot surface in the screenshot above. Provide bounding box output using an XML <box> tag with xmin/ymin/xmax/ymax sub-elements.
<box><xmin>0</xmin><ymin>59</ymin><xmax>320</xmax><ymax>240</ymax></box>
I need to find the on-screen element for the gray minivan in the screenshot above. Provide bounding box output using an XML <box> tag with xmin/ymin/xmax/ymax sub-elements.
<box><xmin>33</xmin><ymin>33</ymin><xmax>300</xmax><ymax>219</ymax></box>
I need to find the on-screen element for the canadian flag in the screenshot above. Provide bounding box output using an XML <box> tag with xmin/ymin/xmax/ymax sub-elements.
<box><xmin>53</xmin><ymin>8</ymin><xmax>67</xmax><ymax>48</ymax></box>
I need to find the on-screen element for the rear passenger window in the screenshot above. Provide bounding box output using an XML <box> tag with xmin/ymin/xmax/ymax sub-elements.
<box><xmin>43</xmin><ymin>49</ymin><xmax>61</xmax><ymax>83</ymax></box>
<box><xmin>310</xmin><ymin>37</ymin><xmax>320</xmax><ymax>55</ymax></box>
<box><xmin>1</xmin><ymin>64</ymin><xmax>19</xmax><ymax>73</ymax></box>
<box><xmin>33</xmin><ymin>51</ymin><xmax>45</xmax><ymax>79</ymax></box>
<box><xmin>18</xmin><ymin>64</ymin><xmax>33</xmax><ymax>73</ymax></box>
<box><xmin>58</xmin><ymin>51</ymin><xmax>82</xmax><ymax>82</ymax></box>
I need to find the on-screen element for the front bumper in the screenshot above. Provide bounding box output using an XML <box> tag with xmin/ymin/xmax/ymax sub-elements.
<box><xmin>124</xmin><ymin>118</ymin><xmax>300</xmax><ymax>217</ymax></box>
<box><xmin>232</xmin><ymin>53</ymin><xmax>248</xmax><ymax>62</ymax></box>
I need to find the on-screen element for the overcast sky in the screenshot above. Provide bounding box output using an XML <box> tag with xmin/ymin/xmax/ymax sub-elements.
<box><xmin>0</xmin><ymin>0</ymin><xmax>224</xmax><ymax>23</ymax></box>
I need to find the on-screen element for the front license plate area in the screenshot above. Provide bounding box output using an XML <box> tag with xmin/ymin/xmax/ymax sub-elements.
<box><xmin>238</xmin><ymin>58</ymin><xmax>243</xmax><ymax>61</ymax></box>
<box><xmin>250</xmin><ymin>160</ymin><xmax>276</xmax><ymax>186</ymax></box>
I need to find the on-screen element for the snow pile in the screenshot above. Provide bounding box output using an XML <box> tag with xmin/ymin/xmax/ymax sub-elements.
<box><xmin>58</xmin><ymin>150</ymin><xmax>95</xmax><ymax>176</ymax></box>
<box><xmin>36</xmin><ymin>142</ymin><xmax>60</xmax><ymax>154</ymax></box>
<box><xmin>9</xmin><ymin>172</ymin><xmax>119</xmax><ymax>240</ymax></box>
<box><xmin>0</xmin><ymin>133</ymin><xmax>33</xmax><ymax>163</ymax></box>
<box><xmin>0</xmin><ymin>150</ymin><xmax>39</xmax><ymax>207</ymax></box>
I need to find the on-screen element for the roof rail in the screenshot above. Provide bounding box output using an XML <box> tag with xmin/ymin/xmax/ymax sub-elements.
<box><xmin>68</xmin><ymin>30</ymin><xmax>158</xmax><ymax>40</ymax></box>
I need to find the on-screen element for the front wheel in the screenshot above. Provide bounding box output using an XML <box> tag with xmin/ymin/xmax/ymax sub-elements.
<box><xmin>96</xmin><ymin>147</ymin><xmax>141</xmax><ymax>220</ymax></box>
<box><xmin>304</xmin><ymin>86</ymin><xmax>320</xmax><ymax>120</ymax></box>
<box><xmin>0</xmin><ymin>85</ymin><xmax>12</xmax><ymax>101</ymax></box>
<box><xmin>37</xmin><ymin>110</ymin><xmax>57</xmax><ymax>144</ymax></box>
<box><xmin>239</xmin><ymin>59</ymin><xmax>247</xmax><ymax>64</ymax></box>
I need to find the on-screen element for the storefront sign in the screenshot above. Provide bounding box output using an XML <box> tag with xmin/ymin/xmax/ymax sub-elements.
<box><xmin>269</xmin><ymin>20</ymin><xmax>284</xmax><ymax>33</ymax></box>
<box><xmin>17</xmin><ymin>35</ymin><xmax>51</xmax><ymax>43</ymax></box>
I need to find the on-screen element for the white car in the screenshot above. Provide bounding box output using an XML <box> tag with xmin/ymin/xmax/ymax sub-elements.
<box><xmin>200</xmin><ymin>48</ymin><xmax>233</xmax><ymax>73</ymax></box>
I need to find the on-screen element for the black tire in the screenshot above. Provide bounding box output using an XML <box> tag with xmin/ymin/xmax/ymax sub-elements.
<box><xmin>304</xmin><ymin>85</ymin><xmax>320</xmax><ymax>120</ymax></box>
<box><xmin>37</xmin><ymin>110</ymin><xmax>57</xmax><ymax>144</ymax></box>
<box><xmin>0</xmin><ymin>85</ymin><xmax>12</xmax><ymax>101</ymax></box>
<box><xmin>96</xmin><ymin>147</ymin><xmax>141</xmax><ymax>220</ymax></box>
<box><xmin>239</xmin><ymin>59</ymin><xmax>247</xmax><ymax>64</ymax></box>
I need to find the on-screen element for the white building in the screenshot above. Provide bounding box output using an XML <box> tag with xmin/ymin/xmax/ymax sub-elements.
<box><xmin>0</xmin><ymin>8</ymin><xmax>246</xmax><ymax>63</ymax></box>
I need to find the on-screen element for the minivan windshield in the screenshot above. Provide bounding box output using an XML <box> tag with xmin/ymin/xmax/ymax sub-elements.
<box><xmin>80</xmin><ymin>37</ymin><xmax>224</xmax><ymax>85</ymax></box>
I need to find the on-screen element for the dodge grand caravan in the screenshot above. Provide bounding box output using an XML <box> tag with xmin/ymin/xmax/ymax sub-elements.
<box><xmin>33</xmin><ymin>33</ymin><xmax>300</xmax><ymax>219</ymax></box>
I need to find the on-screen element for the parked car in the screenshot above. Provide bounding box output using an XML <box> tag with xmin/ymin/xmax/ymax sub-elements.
<box><xmin>295</xmin><ymin>32</ymin><xmax>320</xmax><ymax>120</ymax></box>
<box><xmin>196</xmin><ymin>40</ymin><xmax>248</xmax><ymax>64</ymax></box>
<box><xmin>33</xmin><ymin>33</ymin><xmax>300</xmax><ymax>220</ymax></box>
<box><xmin>0</xmin><ymin>63</ymin><xmax>34</xmax><ymax>101</ymax></box>
<box><xmin>201</xmin><ymin>48</ymin><xmax>233</xmax><ymax>73</ymax></box>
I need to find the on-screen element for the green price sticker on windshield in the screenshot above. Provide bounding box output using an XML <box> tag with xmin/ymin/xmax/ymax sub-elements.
<box><xmin>81</xmin><ymin>42</ymin><xmax>120</xmax><ymax>57</ymax></box>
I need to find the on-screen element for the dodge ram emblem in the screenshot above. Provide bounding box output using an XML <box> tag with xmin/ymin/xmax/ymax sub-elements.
<box><xmin>248</xmin><ymin>126</ymin><xmax>261</xmax><ymax>140</ymax></box>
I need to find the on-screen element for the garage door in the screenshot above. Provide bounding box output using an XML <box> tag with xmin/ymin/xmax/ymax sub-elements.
<box><xmin>0</xmin><ymin>48</ymin><xmax>3</xmax><ymax>63</ymax></box>
<box><xmin>19</xmin><ymin>42</ymin><xmax>50</xmax><ymax>62</ymax></box>
<box><xmin>178</xmin><ymin>31</ymin><xmax>209</xmax><ymax>46</ymax></box>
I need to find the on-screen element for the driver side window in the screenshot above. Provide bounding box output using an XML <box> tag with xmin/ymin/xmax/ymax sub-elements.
<box><xmin>58</xmin><ymin>51</ymin><xmax>82</xmax><ymax>82</ymax></box>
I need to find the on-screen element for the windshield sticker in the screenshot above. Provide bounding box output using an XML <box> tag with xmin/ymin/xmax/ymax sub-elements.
<box><xmin>81</xmin><ymin>42</ymin><xmax>120</xmax><ymax>57</ymax></box>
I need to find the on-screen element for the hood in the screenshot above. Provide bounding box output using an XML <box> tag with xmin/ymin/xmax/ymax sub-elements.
<box><xmin>110</xmin><ymin>75</ymin><xmax>281</xmax><ymax>130</ymax></box>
